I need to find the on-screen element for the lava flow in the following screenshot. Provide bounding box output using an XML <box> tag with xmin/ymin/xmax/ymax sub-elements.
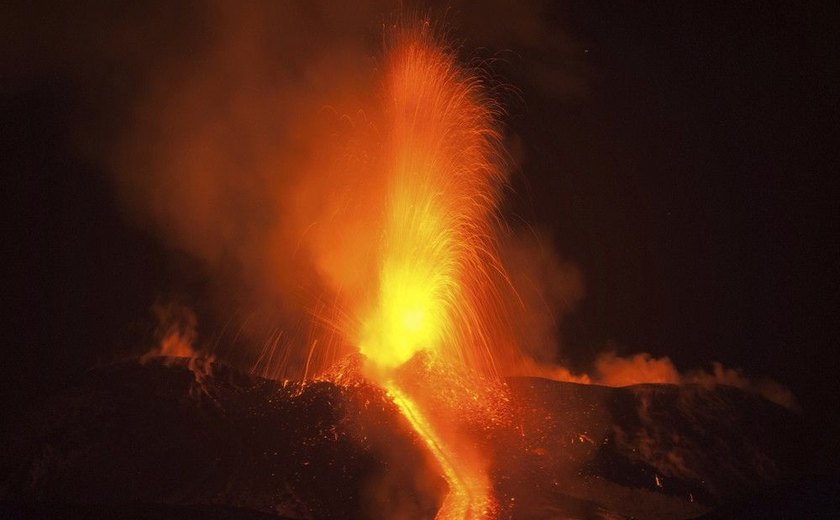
<box><xmin>387</xmin><ymin>383</ymin><xmax>492</xmax><ymax>519</ymax></box>
<box><xmin>347</xmin><ymin>22</ymin><xmax>519</xmax><ymax>519</ymax></box>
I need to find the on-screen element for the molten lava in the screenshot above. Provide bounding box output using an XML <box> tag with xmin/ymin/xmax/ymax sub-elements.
<box><xmin>350</xmin><ymin>22</ymin><xmax>517</xmax><ymax>519</ymax></box>
<box><xmin>358</xmin><ymin>24</ymin><xmax>512</xmax><ymax>376</ymax></box>
<box><xmin>242</xmin><ymin>19</ymin><xmax>520</xmax><ymax>518</ymax></box>
<box><xmin>388</xmin><ymin>384</ymin><xmax>493</xmax><ymax>519</ymax></box>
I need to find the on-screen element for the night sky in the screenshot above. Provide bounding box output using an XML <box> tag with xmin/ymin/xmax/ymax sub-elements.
<box><xmin>3</xmin><ymin>1</ymin><xmax>838</xmax><ymax>475</ymax></box>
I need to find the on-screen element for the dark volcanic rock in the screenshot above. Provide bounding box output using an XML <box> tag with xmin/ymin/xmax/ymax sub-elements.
<box><xmin>0</xmin><ymin>358</ymin><xmax>801</xmax><ymax>519</ymax></box>
<box><xmin>0</xmin><ymin>359</ymin><xmax>442</xmax><ymax>519</ymax></box>
<box><xmin>497</xmin><ymin>378</ymin><xmax>801</xmax><ymax>519</ymax></box>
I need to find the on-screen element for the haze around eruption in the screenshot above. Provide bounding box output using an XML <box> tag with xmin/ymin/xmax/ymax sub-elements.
<box><xmin>95</xmin><ymin>0</ymin><xmax>795</xmax><ymax>417</ymax></box>
<box><xmin>93</xmin><ymin>4</ymin><xmax>797</xmax><ymax>517</ymax></box>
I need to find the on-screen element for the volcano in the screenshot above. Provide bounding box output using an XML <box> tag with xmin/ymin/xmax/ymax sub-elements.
<box><xmin>1</xmin><ymin>357</ymin><xmax>803</xmax><ymax>519</ymax></box>
<box><xmin>4</xmin><ymin>5</ymin><xmax>836</xmax><ymax>519</ymax></box>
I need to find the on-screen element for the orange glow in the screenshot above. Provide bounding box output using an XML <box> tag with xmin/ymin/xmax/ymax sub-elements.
<box><xmin>350</xmin><ymin>22</ymin><xmax>516</xmax><ymax>519</ymax></box>
<box><xmin>387</xmin><ymin>382</ymin><xmax>494</xmax><ymax>519</ymax></box>
<box><xmin>520</xmin><ymin>352</ymin><xmax>797</xmax><ymax>409</ymax></box>
<box><xmin>140</xmin><ymin>303</ymin><xmax>199</xmax><ymax>360</ymax></box>
<box><xmin>357</xmin><ymin>22</ymin><xmax>515</xmax><ymax>378</ymax></box>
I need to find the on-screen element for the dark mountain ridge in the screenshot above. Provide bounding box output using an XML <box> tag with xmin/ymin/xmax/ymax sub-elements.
<box><xmin>1</xmin><ymin>357</ymin><xmax>803</xmax><ymax>519</ymax></box>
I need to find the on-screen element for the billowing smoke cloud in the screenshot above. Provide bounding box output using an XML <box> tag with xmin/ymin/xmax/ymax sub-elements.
<box><xmin>109</xmin><ymin>2</ymin><xmax>389</xmax><ymax>374</ymax></box>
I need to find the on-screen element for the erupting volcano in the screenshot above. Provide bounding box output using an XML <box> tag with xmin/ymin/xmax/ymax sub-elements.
<box><xmin>4</xmin><ymin>4</ymin><xmax>830</xmax><ymax>520</ymax></box>
<box><xmin>358</xmin><ymin>24</ymin><xmax>511</xmax><ymax>375</ymax></box>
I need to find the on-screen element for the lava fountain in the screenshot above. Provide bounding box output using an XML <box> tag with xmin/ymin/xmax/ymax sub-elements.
<box><xmin>349</xmin><ymin>22</ymin><xmax>519</xmax><ymax>519</ymax></box>
<box><xmin>359</xmin><ymin>24</ymin><xmax>510</xmax><ymax>377</ymax></box>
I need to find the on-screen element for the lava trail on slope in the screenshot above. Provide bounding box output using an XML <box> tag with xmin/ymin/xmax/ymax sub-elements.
<box><xmin>0</xmin><ymin>357</ymin><xmax>802</xmax><ymax>519</ymax></box>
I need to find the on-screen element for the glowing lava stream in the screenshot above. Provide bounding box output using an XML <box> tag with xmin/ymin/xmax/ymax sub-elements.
<box><xmin>387</xmin><ymin>383</ymin><xmax>493</xmax><ymax>519</ymax></box>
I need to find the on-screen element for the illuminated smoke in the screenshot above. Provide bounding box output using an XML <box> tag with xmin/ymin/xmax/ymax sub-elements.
<box><xmin>111</xmin><ymin>2</ymin><xmax>388</xmax><ymax>378</ymax></box>
<box><xmin>525</xmin><ymin>351</ymin><xmax>797</xmax><ymax>409</ymax></box>
<box><xmin>139</xmin><ymin>302</ymin><xmax>216</xmax><ymax>400</ymax></box>
<box><xmin>140</xmin><ymin>302</ymin><xmax>200</xmax><ymax>360</ymax></box>
<box><xmin>500</xmin><ymin>229</ymin><xmax>586</xmax><ymax>365</ymax></box>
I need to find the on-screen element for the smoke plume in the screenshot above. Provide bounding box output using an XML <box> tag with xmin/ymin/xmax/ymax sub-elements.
<box><xmin>524</xmin><ymin>351</ymin><xmax>797</xmax><ymax>410</ymax></box>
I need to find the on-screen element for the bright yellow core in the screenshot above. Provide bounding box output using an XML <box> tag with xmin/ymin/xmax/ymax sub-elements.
<box><xmin>360</xmin><ymin>257</ymin><xmax>449</xmax><ymax>370</ymax></box>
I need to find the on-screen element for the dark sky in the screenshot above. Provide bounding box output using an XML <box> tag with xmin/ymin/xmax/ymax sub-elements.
<box><xmin>3</xmin><ymin>1</ymin><xmax>838</xmax><ymax>469</ymax></box>
<box><xmin>508</xmin><ymin>3</ymin><xmax>838</xmax><ymax>387</ymax></box>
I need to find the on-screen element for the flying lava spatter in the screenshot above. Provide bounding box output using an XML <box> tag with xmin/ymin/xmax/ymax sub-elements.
<box><xmin>352</xmin><ymin>21</ymin><xmax>519</xmax><ymax>519</ymax></box>
<box><xmin>358</xmin><ymin>22</ymin><xmax>513</xmax><ymax>378</ymax></box>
